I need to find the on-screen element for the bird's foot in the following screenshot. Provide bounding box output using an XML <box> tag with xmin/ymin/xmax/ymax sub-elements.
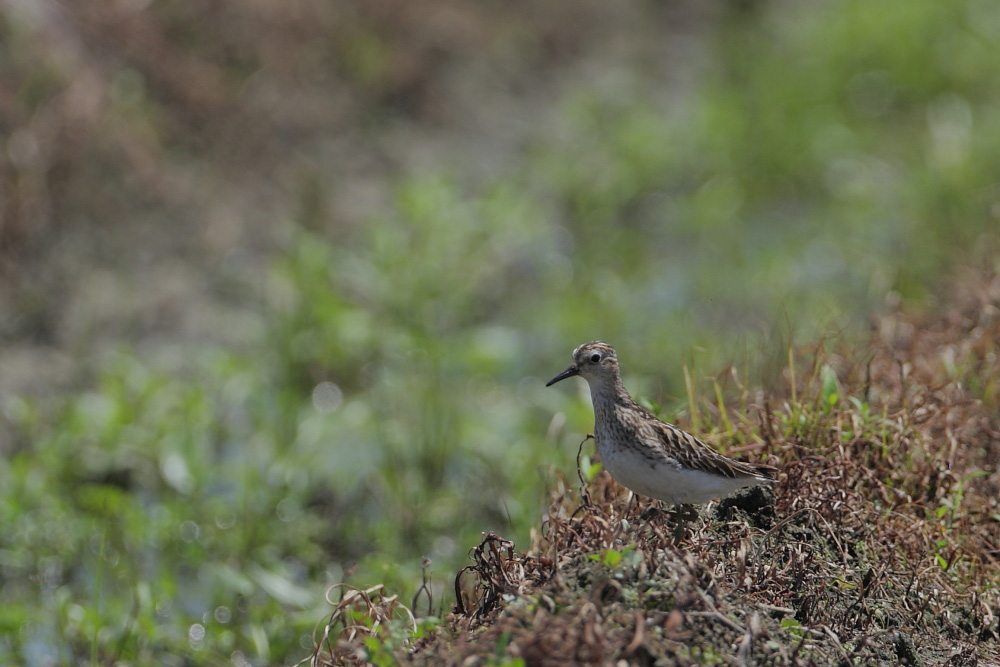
<box><xmin>672</xmin><ymin>504</ymin><xmax>699</xmax><ymax>523</ymax></box>
<box><xmin>639</xmin><ymin>503</ymin><xmax>663</xmax><ymax>522</ymax></box>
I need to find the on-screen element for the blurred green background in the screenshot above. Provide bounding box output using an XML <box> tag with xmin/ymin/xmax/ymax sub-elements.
<box><xmin>1</xmin><ymin>0</ymin><xmax>999</xmax><ymax>664</ymax></box>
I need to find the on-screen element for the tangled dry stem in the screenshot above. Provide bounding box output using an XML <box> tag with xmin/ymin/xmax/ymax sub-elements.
<box><xmin>297</xmin><ymin>583</ymin><xmax>416</xmax><ymax>667</ymax></box>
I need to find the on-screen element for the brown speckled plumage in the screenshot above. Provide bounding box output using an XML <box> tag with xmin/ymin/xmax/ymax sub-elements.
<box><xmin>547</xmin><ymin>341</ymin><xmax>776</xmax><ymax>505</ymax></box>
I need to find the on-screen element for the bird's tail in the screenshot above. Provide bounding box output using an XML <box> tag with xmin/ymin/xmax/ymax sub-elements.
<box><xmin>753</xmin><ymin>463</ymin><xmax>779</xmax><ymax>481</ymax></box>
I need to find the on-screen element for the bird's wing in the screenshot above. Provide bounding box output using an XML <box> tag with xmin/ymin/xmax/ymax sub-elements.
<box><xmin>636</xmin><ymin>417</ymin><xmax>773</xmax><ymax>480</ymax></box>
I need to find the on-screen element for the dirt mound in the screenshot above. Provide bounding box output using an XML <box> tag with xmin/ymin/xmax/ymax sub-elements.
<box><xmin>306</xmin><ymin>266</ymin><xmax>1000</xmax><ymax>665</ymax></box>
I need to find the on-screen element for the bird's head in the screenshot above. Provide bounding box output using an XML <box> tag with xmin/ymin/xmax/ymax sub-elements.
<box><xmin>546</xmin><ymin>341</ymin><xmax>619</xmax><ymax>387</ymax></box>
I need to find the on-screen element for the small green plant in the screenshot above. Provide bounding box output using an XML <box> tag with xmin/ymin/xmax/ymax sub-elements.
<box><xmin>780</xmin><ymin>617</ymin><xmax>806</xmax><ymax>640</ymax></box>
<box><xmin>588</xmin><ymin>545</ymin><xmax>636</xmax><ymax>569</ymax></box>
<box><xmin>937</xmin><ymin>470</ymin><xmax>990</xmax><ymax>528</ymax></box>
<box><xmin>488</xmin><ymin>631</ymin><xmax>523</xmax><ymax>666</ymax></box>
<box><xmin>363</xmin><ymin>636</ymin><xmax>397</xmax><ymax>667</ymax></box>
<box><xmin>821</xmin><ymin>365</ymin><xmax>840</xmax><ymax>412</ymax></box>
<box><xmin>579</xmin><ymin>454</ymin><xmax>604</xmax><ymax>482</ymax></box>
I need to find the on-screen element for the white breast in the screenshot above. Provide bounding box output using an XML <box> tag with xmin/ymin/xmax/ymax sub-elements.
<box><xmin>597</xmin><ymin>438</ymin><xmax>760</xmax><ymax>505</ymax></box>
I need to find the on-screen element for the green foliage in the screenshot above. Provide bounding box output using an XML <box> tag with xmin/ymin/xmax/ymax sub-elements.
<box><xmin>539</xmin><ymin>0</ymin><xmax>1000</xmax><ymax>340</ymax></box>
<box><xmin>821</xmin><ymin>365</ymin><xmax>840</xmax><ymax>411</ymax></box>
<box><xmin>937</xmin><ymin>470</ymin><xmax>991</xmax><ymax>528</ymax></box>
<box><xmin>588</xmin><ymin>545</ymin><xmax>636</xmax><ymax>569</ymax></box>
<box><xmin>1</xmin><ymin>353</ymin><xmax>337</xmax><ymax>664</ymax></box>
<box><xmin>584</xmin><ymin>459</ymin><xmax>604</xmax><ymax>483</ymax></box>
<box><xmin>780</xmin><ymin>617</ymin><xmax>806</xmax><ymax>639</ymax></box>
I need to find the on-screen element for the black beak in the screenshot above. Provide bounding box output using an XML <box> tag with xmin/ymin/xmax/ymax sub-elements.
<box><xmin>546</xmin><ymin>365</ymin><xmax>579</xmax><ymax>387</ymax></box>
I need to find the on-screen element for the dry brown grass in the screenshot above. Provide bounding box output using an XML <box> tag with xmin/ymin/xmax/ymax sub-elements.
<box><xmin>307</xmin><ymin>267</ymin><xmax>1000</xmax><ymax>666</ymax></box>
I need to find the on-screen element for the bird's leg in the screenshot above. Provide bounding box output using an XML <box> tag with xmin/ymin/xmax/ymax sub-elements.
<box><xmin>675</xmin><ymin>504</ymin><xmax>699</xmax><ymax>522</ymax></box>
<box><xmin>669</xmin><ymin>504</ymin><xmax>698</xmax><ymax>542</ymax></box>
<box><xmin>575</xmin><ymin>434</ymin><xmax>596</xmax><ymax>508</ymax></box>
<box><xmin>624</xmin><ymin>492</ymin><xmax>638</xmax><ymax>521</ymax></box>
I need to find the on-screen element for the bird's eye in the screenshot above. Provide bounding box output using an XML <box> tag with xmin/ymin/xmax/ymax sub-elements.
<box><xmin>590</xmin><ymin>353</ymin><xmax>601</xmax><ymax>363</ymax></box>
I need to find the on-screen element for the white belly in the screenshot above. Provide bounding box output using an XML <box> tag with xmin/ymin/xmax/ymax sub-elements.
<box><xmin>597</xmin><ymin>439</ymin><xmax>759</xmax><ymax>505</ymax></box>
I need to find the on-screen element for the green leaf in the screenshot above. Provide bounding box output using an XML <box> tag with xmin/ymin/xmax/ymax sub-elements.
<box><xmin>602</xmin><ymin>549</ymin><xmax>623</xmax><ymax>567</ymax></box>
<box><xmin>821</xmin><ymin>365</ymin><xmax>839</xmax><ymax>410</ymax></box>
<box><xmin>591</xmin><ymin>545</ymin><xmax>635</xmax><ymax>569</ymax></box>
<box><xmin>780</xmin><ymin>617</ymin><xmax>805</xmax><ymax>638</ymax></box>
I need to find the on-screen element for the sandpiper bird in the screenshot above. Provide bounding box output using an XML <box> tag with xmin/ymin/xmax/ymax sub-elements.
<box><xmin>547</xmin><ymin>341</ymin><xmax>775</xmax><ymax>505</ymax></box>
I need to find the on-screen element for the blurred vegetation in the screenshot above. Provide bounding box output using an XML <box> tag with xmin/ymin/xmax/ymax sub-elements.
<box><xmin>2</xmin><ymin>0</ymin><xmax>1000</xmax><ymax>664</ymax></box>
